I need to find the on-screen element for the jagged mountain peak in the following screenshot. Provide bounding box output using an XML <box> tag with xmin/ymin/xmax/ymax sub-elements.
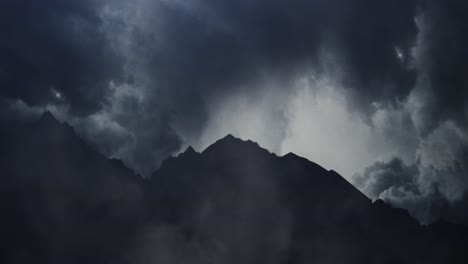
<box><xmin>36</xmin><ymin>110</ymin><xmax>76</xmax><ymax>134</ymax></box>
<box><xmin>2</xmin><ymin>118</ymin><xmax>468</xmax><ymax>263</ymax></box>
<box><xmin>211</xmin><ymin>134</ymin><xmax>249</xmax><ymax>146</ymax></box>
<box><xmin>38</xmin><ymin>110</ymin><xmax>60</xmax><ymax>125</ymax></box>
<box><xmin>177</xmin><ymin>145</ymin><xmax>198</xmax><ymax>158</ymax></box>
<box><xmin>39</xmin><ymin>110</ymin><xmax>56</xmax><ymax>120</ymax></box>
<box><xmin>202</xmin><ymin>134</ymin><xmax>270</xmax><ymax>156</ymax></box>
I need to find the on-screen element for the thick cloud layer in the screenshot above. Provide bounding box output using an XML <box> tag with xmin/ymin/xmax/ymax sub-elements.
<box><xmin>412</xmin><ymin>0</ymin><xmax>468</xmax><ymax>133</ymax></box>
<box><xmin>0</xmin><ymin>0</ymin><xmax>124</xmax><ymax>114</ymax></box>
<box><xmin>353</xmin><ymin>121</ymin><xmax>468</xmax><ymax>224</ymax></box>
<box><xmin>1</xmin><ymin>0</ymin><xmax>467</xmax><ymax>222</ymax></box>
<box><xmin>352</xmin><ymin>0</ymin><xmax>468</xmax><ymax>224</ymax></box>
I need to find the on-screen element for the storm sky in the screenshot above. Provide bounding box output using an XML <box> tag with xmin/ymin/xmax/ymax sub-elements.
<box><xmin>1</xmin><ymin>0</ymin><xmax>467</xmax><ymax>223</ymax></box>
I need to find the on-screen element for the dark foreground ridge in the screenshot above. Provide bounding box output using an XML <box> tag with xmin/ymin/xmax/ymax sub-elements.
<box><xmin>0</xmin><ymin>111</ymin><xmax>467</xmax><ymax>264</ymax></box>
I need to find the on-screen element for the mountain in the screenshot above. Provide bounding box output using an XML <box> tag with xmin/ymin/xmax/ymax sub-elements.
<box><xmin>146</xmin><ymin>135</ymin><xmax>468</xmax><ymax>264</ymax></box>
<box><xmin>146</xmin><ymin>135</ymin><xmax>425</xmax><ymax>264</ymax></box>
<box><xmin>0</xmin><ymin>112</ymin><xmax>467</xmax><ymax>263</ymax></box>
<box><xmin>0</xmin><ymin>112</ymin><xmax>145</xmax><ymax>264</ymax></box>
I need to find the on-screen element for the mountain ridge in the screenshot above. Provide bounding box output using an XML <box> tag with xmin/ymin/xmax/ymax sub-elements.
<box><xmin>0</xmin><ymin>111</ymin><xmax>467</xmax><ymax>263</ymax></box>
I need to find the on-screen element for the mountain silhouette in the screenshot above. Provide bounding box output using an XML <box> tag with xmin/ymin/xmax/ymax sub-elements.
<box><xmin>0</xmin><ymin>112</ymin><xmax>145</xmax><ymax>264</ymax></box>
<box><xmin>147</xmin><ymin>135</ymin><xmax>425</xmax><ymax>264</ymax></box>
<box><xmin>0</xmin><ymin>111</ymin><xmax>467</xmax><ymax>263</ymax></box>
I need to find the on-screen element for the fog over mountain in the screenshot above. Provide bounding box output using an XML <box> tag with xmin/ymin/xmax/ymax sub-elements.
<box><xmin>1</xmin><ymin>0</ymin><xmax>468</xmax><ymax>241</ymax></box>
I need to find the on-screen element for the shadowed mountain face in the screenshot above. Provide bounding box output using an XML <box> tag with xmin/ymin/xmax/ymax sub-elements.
<box><xmin>147</xmin><ymin>136</ymin><xmax>426</xmax><ymax>264</ymax></box>
<box><xmin>0</xmin><ymin>112</ymin><xmax>146</xmax><ymax>264</ymax></box>
<box><xmin>0</xmin><ymin>112</ymin><xmax>467</xmax><ymax>263</ymax></box>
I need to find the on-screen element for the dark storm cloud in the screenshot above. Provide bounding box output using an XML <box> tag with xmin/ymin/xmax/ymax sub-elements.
<box><xmin>354</xmin><ymin>121</ymin><xmax>468</xmax><ymax>224</ymax></box>
<box><xmin>353</xmin><ymin>157</ymin><xmax>450</xmax><ymax>223</ymax></box>
<box><xmin>1</xmin><ymin>0</ymin><xmax>420</xmax><ymax>176</ymax></box>
<box><xmin>149</xmin><ymin>0</ymin><xmax>418</xmax><ymax>120</ymax></box>
<box><xmin>95</xmin><ymin>0</ymin><xmax>419</xmax><ymax>162</ymax></box>
<box><xmin>2</xmin><ymin>0</ymin><xmax>468</xmax><ymax>226</ymax></box>
<box><xmin>353</xmin><ymin>158</ymin><xmax>419</xmax><ymax>201</ymax></box>
<box><xmin>412</xmin><ymin>0</ymin><xmax>468</xmax><ymax>133</ymax></box>
<box><xmin>0</xmin><ymin>0</ymin><xmax>123</xmax><ymax>114</ymax></box>
<box><xmin>354</xmin><ymin>0</ymin><xmax>468</xmax><ymax>223</ymax></box>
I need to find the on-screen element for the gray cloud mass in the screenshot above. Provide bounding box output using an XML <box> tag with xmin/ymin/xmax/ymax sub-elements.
<box><xmin>1</xmin><ymin>0</ymin><xmax>468</xmax><ymax>223</ymax></box>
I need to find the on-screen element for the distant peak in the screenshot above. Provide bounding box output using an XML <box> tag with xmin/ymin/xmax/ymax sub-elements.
<box><xmin>283</xmin><ymin>152</ymin><xmax>299</xmax><ymax>158</ymax></box>
<box><xmin>184</xmin><ymin>146</ymin><xmax>196</xmax><ymax>153</ymax></box>
<box><xmin>177</xmin><ymin>145</ymin><xmax>198</xmax><ymax>159</ymax></box>
<box><xmin>213</xmin><ymin>134</ymin><xmax>248</xmax><ymax>146</ymax></box>
<box><xmin>373</xmin><ymin>199</ymin><xmax>392</xmax><ymax>209</ymax></box>
<box><xmin>37</xmin><ymin>111</ymin><xmax>75</xmax><ymax>134</ymax></box>
<box><xmin>39</xmin><ymin>110</ymin><xmax>60</xmax><ymax>125</ymax></box>
<box><xmin>202</xmin><ymin>134</ymin><xmax>270</xmax><ymax>155</ymax></box>
<box><xmin>40</xmin><ymin>110</ymin><xmax>55</xmax><ymax>119</ymax></box>
<box><xmin>184</xmin><ymin>146</ymin><xmax>197</xmax><ymax>155</ymax></box>
<box><xmin>221</xmin><ymin>134</ymin><xmax>238</xmax><ymax>141</ymax></box>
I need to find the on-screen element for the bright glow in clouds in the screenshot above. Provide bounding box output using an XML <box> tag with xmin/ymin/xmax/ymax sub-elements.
<box><xmin>280</xmin><ymin>75</ymin><xmax>419</xmax><ymax>179</ymax></box>
<box><xmin>10</xmin><ymin>70</ymin><xmax>420</xmax><ymax>181</ymax></box>
<box><xmin>195</xmin><ymin>82</ymin><xmax>291</xmax><ymax>154</ymax></box>
<box><xmin>50</xmin><ymin>88</ymin><xmax>63</xmax><ymax>101</ymax></box>
<box><xmin>280</xmin><ymin>77</ymin><xmax>376</xmax><ymax>177</ymax></box>
<box><xmin>194</xmin><ymin>73</ymin><xmax>420</xmax><ymax>180</ymax></box>
<box><xmin>394</xmin><ymin>46</ymin><xmax>405</xmax><ymax>62</ymax></box>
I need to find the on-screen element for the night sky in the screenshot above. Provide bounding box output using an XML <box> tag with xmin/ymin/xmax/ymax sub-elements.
<box><xmin>1</xmin><ymin>0</ymin><xmax>468</xmax><ymax>224</ymax></box>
